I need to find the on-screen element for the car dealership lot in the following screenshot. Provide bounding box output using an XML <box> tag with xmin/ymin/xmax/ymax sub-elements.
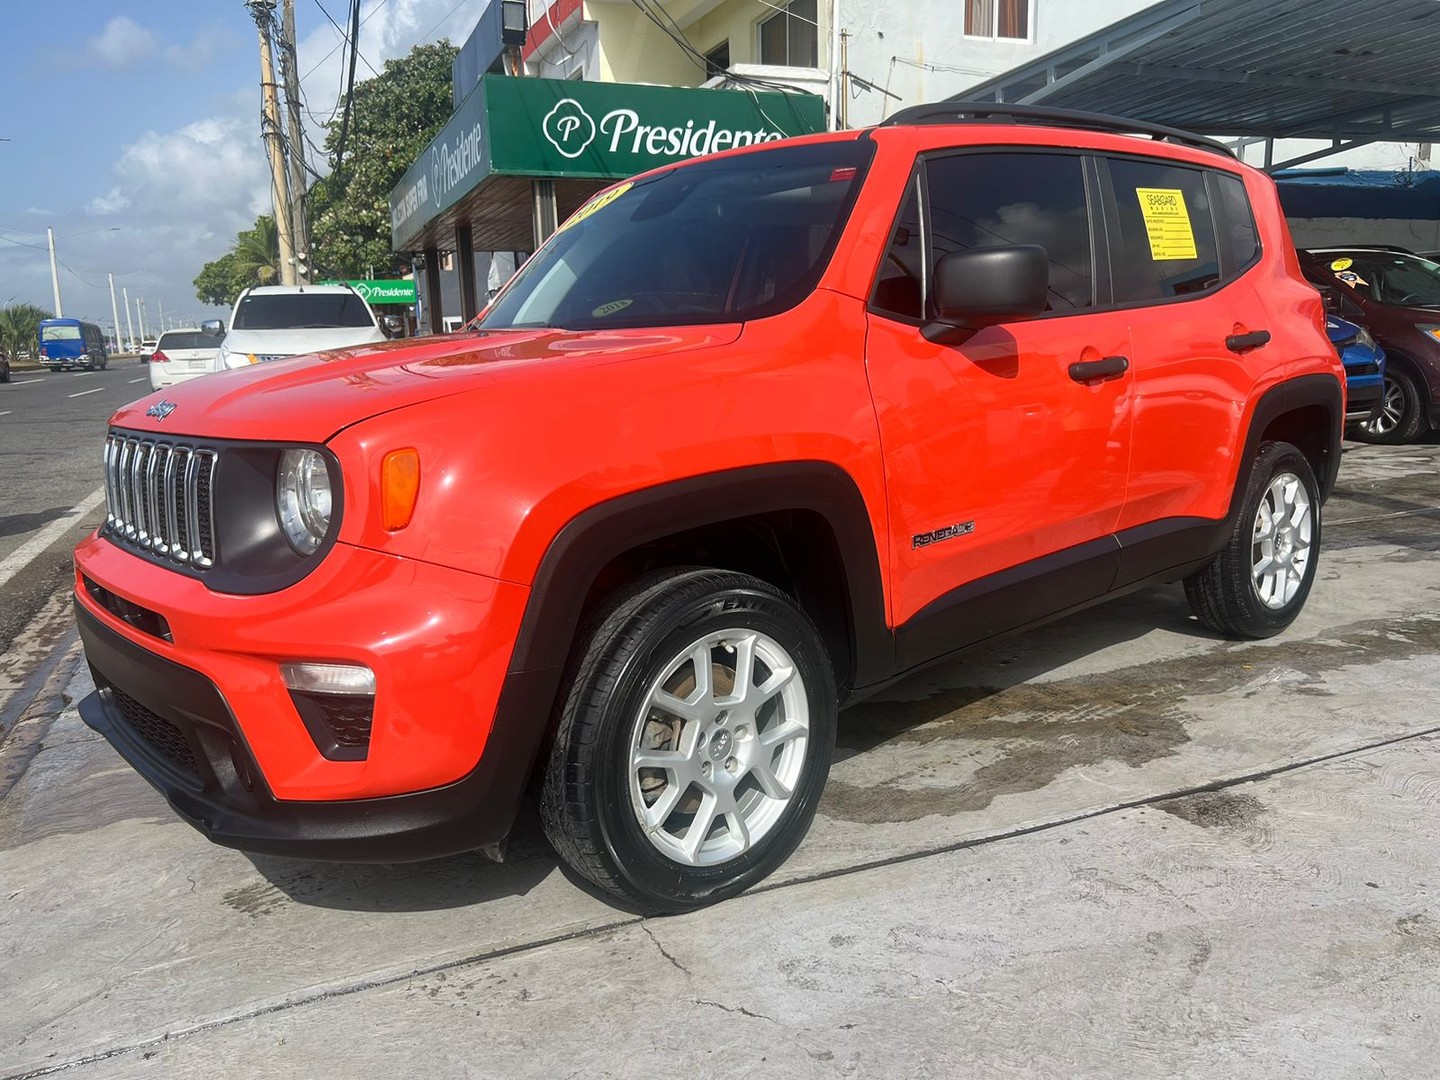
<box><xmin>2</xmin><ymin>438</ymin><xmax>1439</xmax><ymax>1079</ymax></box>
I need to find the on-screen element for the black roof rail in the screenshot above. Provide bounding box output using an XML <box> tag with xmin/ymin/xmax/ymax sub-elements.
<box><xmin>880</xmin><ymin>101</ymin><xmax>1236</xmax><ymax>159</ymax></box>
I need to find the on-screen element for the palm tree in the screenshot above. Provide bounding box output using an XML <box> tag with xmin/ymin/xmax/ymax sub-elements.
<box><xmin>0</xmin><ymin>302</ymin><xmax>53</xmax><ymax>359</ymax></box>
<box><xmin>232</xmin><ymin>216</ymin><xmax>281</xmax><ymax>287</ymax></box>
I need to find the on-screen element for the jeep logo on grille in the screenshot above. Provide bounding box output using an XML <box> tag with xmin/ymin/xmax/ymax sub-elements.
<box><xmin>146</xmin><ymin>400</ymin><xmax>177</xmax><ymax>421</ymax></box>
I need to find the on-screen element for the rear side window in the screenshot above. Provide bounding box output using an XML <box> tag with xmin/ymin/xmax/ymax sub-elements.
<box><xmin>1107</xmin><ymin>158</ymin><xmax>1220</xmax><ymax>302</ymax></box>
<box><xmin>926</xmin><ymin>153</ymin><xmax>1095</xmax><ymax>312</ymax></box>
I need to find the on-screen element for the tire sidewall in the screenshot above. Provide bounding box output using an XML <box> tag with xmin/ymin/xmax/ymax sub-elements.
<box><xmin>588</xmin><ymin>582</ymin><xmax>836</xmax><ymax>910</ymax></box>
<box><xmin>1231</xmin><ymin>443</ymin><xmax>1322</xmax><ymax>635</ymax></box>
<box><xmin>1360</xmin><ymin>365</ymin><xmax>1425</xmax><ymax>445</ymax></box>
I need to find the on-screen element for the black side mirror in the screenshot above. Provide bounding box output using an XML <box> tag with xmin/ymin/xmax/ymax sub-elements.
<box><xmin>922</xmin><ymin>245</ymin><xmax>1050</xmax><ymax>345</ymax></box>
<box><xmin>200</xmin><ymin>319</ymin><xmax>225</xmax><ymax>337</ymax></box>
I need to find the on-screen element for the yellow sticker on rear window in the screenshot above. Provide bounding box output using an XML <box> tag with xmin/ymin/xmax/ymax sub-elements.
<box><xmin>560</xmin><ymin>182</ymin><xmax>634</xmax><ymax>233</ymax></box>
<box><xmin>1330</xmin><ymin>256</ymin><xmax>1354</xmax><ymax>272</ymax></box>
<box><xmin>1135</xmin><ymin>188</ymin><xmax>1198</xmax><ymax>261</ymax></box>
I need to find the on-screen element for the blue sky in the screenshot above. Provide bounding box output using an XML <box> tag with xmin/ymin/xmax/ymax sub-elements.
<box><xmin>1</xmin><ymin>0</ymin><xmax>486</xmax><ymax>337</ymax></box>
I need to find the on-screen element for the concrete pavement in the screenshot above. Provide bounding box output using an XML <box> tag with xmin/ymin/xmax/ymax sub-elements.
<box><xmin>1</xmin><ymin>439</ymin><xmax>1438</xmax><ymax>1078</ymax></box>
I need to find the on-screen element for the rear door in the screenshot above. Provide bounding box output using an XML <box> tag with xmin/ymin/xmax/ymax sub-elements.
<box><xmin>864</xmin><ymin>148</ymin><xmax>1133</xmax><ymax>664</ymax></box>
<box><xmin>1102</xmin><ymin>156</ymin><xmax>1272</xmax><ymax>578</ymax></box>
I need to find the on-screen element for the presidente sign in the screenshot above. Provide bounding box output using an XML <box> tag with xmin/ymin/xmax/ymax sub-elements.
<box><xmin>391</xmin><ymin>75</ymin><xmax>824</xmax><ymax>249</ymax></box>
<box><xmin>319</xmin><ymin>279</ymin><xmax>419</xmax><ymax>304</ymax></box>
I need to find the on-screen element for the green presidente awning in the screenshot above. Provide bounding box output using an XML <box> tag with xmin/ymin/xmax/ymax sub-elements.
<box><xmin>389</xmin><ymin>74</ymin><xmax>826</xmax><ymax>252</ymax></box>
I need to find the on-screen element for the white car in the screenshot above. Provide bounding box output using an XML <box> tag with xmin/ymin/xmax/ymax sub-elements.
<box><xmin>137</xmin><ymin>339</ymin><xmax>158</xmax><ymax>360</ymax></box>
<box><xmin>148</xmin><ymin>328</ymin><xmax>223</xmax><ymax>391</ymax></box>
<box><xmin>206</xmin><ymin>285</ymin><xmax>388</xmax><ymax>369</ymax></box>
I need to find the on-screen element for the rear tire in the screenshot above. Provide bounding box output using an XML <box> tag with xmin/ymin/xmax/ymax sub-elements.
<box><xmin>1185</xmin><ymin>441</ymin><xmax>1320</xmax><ymax>639</ymax></box>
<box><xmin>0</xmin><ymin>363</ymin><xmax>9</xmax><ymax>384</ymax></box>
<box><xmin>1353</xmin><ymin>366</ymin><xmax>1426</xmax><ymax>444</ymax></box>
<box><xmin>541</xmin><ymin>568</ymin><xmax>836</xmax><ymax>912</ymax></box>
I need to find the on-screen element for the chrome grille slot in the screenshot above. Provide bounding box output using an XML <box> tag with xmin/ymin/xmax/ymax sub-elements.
<box><xmin>104</xmin><ymin>432</ymin><xmax>218</xmax><ymax>569</ymax></box>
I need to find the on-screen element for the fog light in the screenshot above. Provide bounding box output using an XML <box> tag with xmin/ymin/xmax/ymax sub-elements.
<box><xmin>281</xmin><ymin>661</ymin><xmax>374</xmax><ymax>695</ymax></box>
<box><xmin>282</xmin><ymin>663</ymin><xmax>376</xmax><ymax>761</ymax></box>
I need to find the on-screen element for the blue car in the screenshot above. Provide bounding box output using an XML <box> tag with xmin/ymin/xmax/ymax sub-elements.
<box><xmin>1327</xmin><ymin>315</ymin><xmax>1385</xmax><ymax>426</ymax></box>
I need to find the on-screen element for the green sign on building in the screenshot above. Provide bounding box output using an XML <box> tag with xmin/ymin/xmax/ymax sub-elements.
<box><xmin>319</xmin><ymin>279</ymin><xmax>419</xmax><ymax>305</ymax></box>
<box><xmin>391</xmin><ymin>75</ymin><xmax>826</xmax><ymax>250</ymax></box>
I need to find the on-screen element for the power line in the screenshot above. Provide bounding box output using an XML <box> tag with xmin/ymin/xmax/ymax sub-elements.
<box><xmin>332</xmin><ymin>0</ymin><xmax>362</xmax><ymax>173</ymax></box>
<box><xmin>310</xmin><ymin>0</ymin><xmax>381</xmax><ymax>78</ymax></box>
<box><xmin>300</xmin><ymin>0</ymin><xmax>389</xmax><ymax>82</ymax></box>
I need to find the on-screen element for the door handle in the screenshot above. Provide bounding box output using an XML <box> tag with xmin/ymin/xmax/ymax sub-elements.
<box><xmin>1068</xmin><ymin>355</ymin><xmax>1129</xmax><ymax>383</ymax></box>
<box><xmin>1226</xmin><ymin>330</ymin><xmax>1271</xmax><ymax>353</ymax></box>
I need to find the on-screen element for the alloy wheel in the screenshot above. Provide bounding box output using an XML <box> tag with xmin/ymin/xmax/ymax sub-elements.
<box><xmin>1251</xmin><ymin>471</ymin><xmax>1313</xmax><ymax>609</ymax></box>
<box><xmin>627</xmin><ymin>628</ymin><xmax>809</xmax><ymax>867</ymax></box>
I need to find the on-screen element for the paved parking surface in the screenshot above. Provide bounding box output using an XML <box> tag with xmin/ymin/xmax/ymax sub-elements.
<box><xmin>1</xmin><ymin>439</ymin><xmax>1438</xmax><ymax>1078</ymax></box>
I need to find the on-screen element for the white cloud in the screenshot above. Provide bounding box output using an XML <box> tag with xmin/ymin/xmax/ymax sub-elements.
<box><xmin>87</xmin><ymin>16</ymin><xmax>159</xmax><ymax>70</ymax></box>
<box><xmin>25</xmin><ymin>207</ymin><xmax>54</xmax><ymax>216</ymax></box>
<box><xmin>87</xmin><ymin>188</ymin><xmax>131</xmax><ymax>215</ymax></box>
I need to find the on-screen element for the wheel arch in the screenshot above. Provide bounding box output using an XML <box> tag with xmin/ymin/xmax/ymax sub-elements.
<box><xmin>1236</xmin><ymin>373</ymin><xmax>1344</xmax><ymax>513</ymax></box>
<box><xmin>508</xmin><ymin>461</ymin><xmax>893</xmax><ymax>696</ymax></box>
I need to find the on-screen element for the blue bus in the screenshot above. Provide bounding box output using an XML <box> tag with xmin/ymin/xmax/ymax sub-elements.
<box><xmin>37</xmin><ymin>318</ymin><xmax>108</xmax><ymax>371</ymax></box>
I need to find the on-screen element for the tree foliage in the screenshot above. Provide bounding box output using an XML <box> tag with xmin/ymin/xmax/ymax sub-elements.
<box><xmin>193</xmin><ymin>41</ymin><xmax>455</xmax><ymax>305</ymax></box>
<box><xmin>0</xmin><ymin>302</ymin><xmax>54</xmax><ymax>358</ymax></box>
<box><xmin>193</xmin><ymin>216</ymin><xmax>281</xmax><ymax>308</ymax></box>
<box><xmin>307</xmin><ymin>41</ymin><xmax>458</xmax><ymax>278</ymax></box>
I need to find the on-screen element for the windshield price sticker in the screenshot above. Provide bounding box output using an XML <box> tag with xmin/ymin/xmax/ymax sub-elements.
<box><xmin>1135</xmin><ymin>187</ymin><xmax>1198</xmax><ymax>261</ymax></box>
<box><xmin>560</xmin><ymin>182</ymin><xmax>634</xmax><ymax>233</ymax></box>
<box><xmin>1330</xmin><ymin>257</ymin><xmax>1354</xmax><ymax>272</ymax></box>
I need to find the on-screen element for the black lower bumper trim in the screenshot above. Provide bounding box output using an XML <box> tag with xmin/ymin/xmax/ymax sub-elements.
<box><xmin>75</xmin><ymin>598</ymin><xmax>552</xmax><ymax>862</ymax></box>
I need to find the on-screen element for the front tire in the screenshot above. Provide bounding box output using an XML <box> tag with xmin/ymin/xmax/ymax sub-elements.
<box><xmin>541</xmin><ymin>569</ymin><xmax>837</xmax><ymax>912</ymax></box>
<box><xmin>1354</xmin><ymin>366</ymin><xmax>1426</xmax><ymax>444</ymax></box>
<box><xmin>1184</xmin><ymin>441</ymin><xmax>1320</xmax><ymax>639</ymax></box>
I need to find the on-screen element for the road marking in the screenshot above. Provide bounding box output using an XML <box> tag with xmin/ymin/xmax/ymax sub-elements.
<box><xmin>0</xmin><ymin>410</ymin><xmax>10</xmax><ymax>417</ymax></box>
<box><xmin>128</xmin><ymin>378</ymin><xmax>145</xmax><ymax>384</ymax></box>
<box><xmin>11</xmin><ymin>379</ymin><xmax>41</xmax><ymax>385</ymax></box>
<box><xmin>71</xmin><ymin>372</ymin><xmax>90</xmax><ymax>378</ymax></box>
<box><xmin>68</xmin><ymin>387</ymin><xmax>105</xmax><ymax>398</ymax></box>
<box><xmin>0</xmin><ymin>487</ymin><xmax>106</xmax><ymax>594</ymax></box>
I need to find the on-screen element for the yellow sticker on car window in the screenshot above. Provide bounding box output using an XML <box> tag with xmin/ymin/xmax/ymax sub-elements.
<box><xmin>1135</xmin><ymin>188</ymin><xmax>1198</xmax><ymax>261</ymax></box>
<box><xmin>1330</xmin><ymin>257</ymin><xmax>1354</xmax><ymax>272</ymax></box>
<box><xmin>561</xmin><ymin>182</ymin><xmax>634</xmax><ymax>233</ymax></box>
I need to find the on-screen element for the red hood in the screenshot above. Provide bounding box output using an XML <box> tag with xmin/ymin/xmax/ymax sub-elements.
<box><xmin>109</xmin><ymin>325</ymin><xmax>741</xmax><ymax>441</ymax></box>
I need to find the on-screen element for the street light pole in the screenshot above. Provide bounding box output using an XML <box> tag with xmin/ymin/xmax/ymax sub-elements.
<box><xmin>137</xmin><ymin>298</ymin><xmax>147</xmax><ymax>342</ymax></box>
<box><xmin>108</xmin><ymin>273</ymin><xmax>123</xmax><ymax>352</ymax></box>
<box><xmin>46</xmin><ymin>227</ymin><xmax>64</xmax><ymax>317</ymax></box>
<box><xmin>123</xmin><ymin>287</ymin><xmax>135</xmax><ymax>351</ymax></box>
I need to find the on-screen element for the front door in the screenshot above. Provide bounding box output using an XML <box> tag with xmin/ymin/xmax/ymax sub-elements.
<box><xmin>864</xmin><ymin>150</ymin><xmax>1132</xmax><ymax>666</ymax></box>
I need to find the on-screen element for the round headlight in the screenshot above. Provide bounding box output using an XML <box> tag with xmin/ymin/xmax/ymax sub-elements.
<box><xmin>276</xmin><ymin>449</ymin><xmax>332</xmax><ymax>555</ymax></box>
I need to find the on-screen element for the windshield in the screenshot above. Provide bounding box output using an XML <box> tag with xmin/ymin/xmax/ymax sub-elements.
<box><xmin>234</xmin><ymin>293</ymin><xmax>375</xmax><ymax>330</ymax></box>
<box><xmin>158</xmin><ymin>332</ymin><xmax>215</xmax><ymax>350</ymax></box>
<box><xmin>1328</xmin><ymin>252</ymin><xmax>1440</xmax><ymax>308</ymax></box>
<box><xmin>41</xmin><ymin>324</ymin><xmax>81</xmax><ymax>341</ymax></box>
<box><xmin>479</xmin><ymin>140</ymin><xmax>874</xmax><ymax>332</ymax></box>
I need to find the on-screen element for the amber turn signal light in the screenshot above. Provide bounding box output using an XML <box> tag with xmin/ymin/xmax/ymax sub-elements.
<box><xmin>381</xmin><ymin>449</ymin><xmax>420</xmax><ymax>531</ymax></box>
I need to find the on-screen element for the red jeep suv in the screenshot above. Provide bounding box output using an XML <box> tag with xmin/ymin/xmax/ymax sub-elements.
<box><xmin>74</xmin><ymin>104</ymin><xmax>1342</xmax><ymax>911</ymax></box>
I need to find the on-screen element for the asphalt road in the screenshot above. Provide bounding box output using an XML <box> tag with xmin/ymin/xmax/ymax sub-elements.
<box><xmin>0</xmin><ymin>360</ymin><xmax>153</xmax><ymax>653</ymax></box>
<box><xmin>1</xmin><ymin>440</ymin><xmax>1438</xmax><ymax>1077</ymax></box>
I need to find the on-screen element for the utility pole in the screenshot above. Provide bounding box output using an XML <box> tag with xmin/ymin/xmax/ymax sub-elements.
<box><xmin>123</xmin><ymin>286</ymin><xmax>135</xmax><ymax>351</ymax></box>
<box><xmin>279</xmin><ymin>0</ymin><xmax>311</xmax><ymax>282</ymax></box>
<box><xmin>158</xmin><ymin>298</ymin><xmax>165</xmax><ymax>333</ymax></box>
<box><xmin>250</xmin><ymin>1</ymin><xmax>298</xmax><ymax>285</ymax></box>
<box><xmin>137</xmin><ymin>298</ymin><xmax>147</xmax><ymax>342</ymax></box>
<box><xmin>108</xmin><ymin>273</ymin><xmax>123</xmax><ymax>351</ymax></box>
<box><xmin>838</xmin><ymin>30</ymin><xmax>849</xmax><ymax>130</ymax></box>
<box><xmin>46</xmin><ymin>227</ymin><xmax>64</xmax><ymax>316</ymax></box>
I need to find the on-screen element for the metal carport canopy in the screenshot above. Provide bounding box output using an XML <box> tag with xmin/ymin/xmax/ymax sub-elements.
<box><xmin>953</xmin><ymin>0</ymin><xmax>1440</xmax><ymax>165</ymax></box>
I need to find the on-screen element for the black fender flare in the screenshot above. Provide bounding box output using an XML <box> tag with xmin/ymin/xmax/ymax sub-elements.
<box><xmin>509</xmin><ymin>460</ymin><xmax>892</xmax><ymax>683</ymax></box>
<box><xmin>1230</xmin><ymin>372</ymin><xmax>1344</xmax><ymax>512</ymax></box>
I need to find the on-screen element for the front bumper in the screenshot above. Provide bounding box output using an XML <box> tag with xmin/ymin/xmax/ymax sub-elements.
<box><xmin>77</xmin><ymin>601</ymin><xmax>553</xmax><ymax>859</ymax></box>
<box><xmin>74</xmin><ymin>534</ymin><xmax>544</xmax><ymax>861</ymax></box>
<box><xmin>1344</xmin><ymin>373</ymin><xmax>1384</xmax><ymax>422</ymax></box>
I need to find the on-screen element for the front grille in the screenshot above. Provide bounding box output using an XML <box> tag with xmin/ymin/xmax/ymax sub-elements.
<box><xmin>104</xmin><ymin>433</ymin><xmax>218</xmax><ymax>568</ymax></box>
<box><xmin>111</xmin><ymin>687</ymin><xmax>201</xmax><ymax>776</ymax></box>
<box><xmin>1346</xmin><ymin>360</ymin><xmax>1381</xmax><ymax>376</ymax></box>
